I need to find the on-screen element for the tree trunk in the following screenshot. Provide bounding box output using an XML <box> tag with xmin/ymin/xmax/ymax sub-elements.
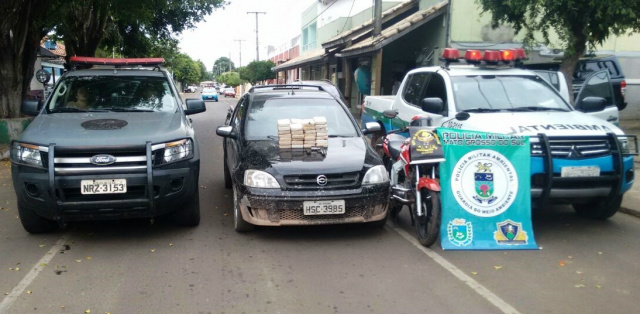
<box><xmin>62</xmin><ymin>0</ymin><xmax>111</xmax><ymax>61</ymax></box>
<box><xmin>0</xmin><ymin>0</ymin><xmax>51</xmax><ymax>118</ymax></box>
<box><xmin>559</xmin><ymin>32</ymin><xmax>587</xmax><ymax>105</ymax></box>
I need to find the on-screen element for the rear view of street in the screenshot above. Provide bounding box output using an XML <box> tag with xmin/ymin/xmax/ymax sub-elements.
<box><xmin>1</xmin><ymin>96</ymin><xmax>640</xmax><ymax>314</ymax></box>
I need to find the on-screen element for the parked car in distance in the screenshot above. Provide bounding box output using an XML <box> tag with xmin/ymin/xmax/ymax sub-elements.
<box><xmin>216</xmin><ymin>84</ymin><xmax>390</xmax><ymax>232</ymax></box>
<box><xmin>183</xmin><ymin>85</ymin><xmax>197</xmax><ymax>93</ymax></box>
<box><xmin>223</xmin><ymin>87</ymin><xmax>236</xmax><ymax>98</ymax></box>
<box><xmin>524</xmin><ymin>55</ymin><xmax>627</xmax><ymax>111</ymax></box>
<box><xmin>201</xmin><ymin>88</ymin><xmax>219</xmax><ymax>102</ymax></box>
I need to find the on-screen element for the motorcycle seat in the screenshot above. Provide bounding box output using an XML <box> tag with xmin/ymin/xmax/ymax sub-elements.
<box><xmin>386</xmin><ymin>133</ymin><xmax>406</xmax><ymax>160</ymax></box>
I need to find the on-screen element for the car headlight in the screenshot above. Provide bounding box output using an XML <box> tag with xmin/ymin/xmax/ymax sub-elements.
<box><xmin>152</xmin><ymin>139</ymin><xmax>193</xmax><ymax>165</ymax></box>
<box><xmin>244</xmin><ymin>170</ymin><xmax>280</xmax><ymax>188</ymax></box>
<box><xmin>11</xmin><ymin>142</ymin><xmax>45</xmax><ymax>167</ymax></box>
<box><xmin>362</xmin><ymin>165</ymin><xmax>389</xmax><ymax>185</ymax></box>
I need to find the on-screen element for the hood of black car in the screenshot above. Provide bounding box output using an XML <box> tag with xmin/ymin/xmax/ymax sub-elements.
<box><xmin>241</xmin><ymin>137</ymin><xmax>371</xmax><ymax>175</ymax></box>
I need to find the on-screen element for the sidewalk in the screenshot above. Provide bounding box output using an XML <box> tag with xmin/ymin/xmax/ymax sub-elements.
<box><xmin>1</xmin><ymin>119</ymin><xmax>639</xmax><ymax>217</ymax></box>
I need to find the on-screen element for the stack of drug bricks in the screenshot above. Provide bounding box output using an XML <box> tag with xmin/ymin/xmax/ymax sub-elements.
<box><xmin>277</xmin><ymin>117</ymin><xmax>328</xmax><ymax>149</ymax></box>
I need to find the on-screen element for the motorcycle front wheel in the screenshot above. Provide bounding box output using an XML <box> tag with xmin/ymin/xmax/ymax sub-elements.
<box><xmin>413</xmin><ymin>189</ymin><xmax>441</xmax><ymax>247</ymax></box>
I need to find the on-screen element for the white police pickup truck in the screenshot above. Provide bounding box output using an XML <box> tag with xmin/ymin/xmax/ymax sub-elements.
<box><xmin>362</xmin><ymin>48</ymin><xmax>637</xmax><ymax>219</ymax></box>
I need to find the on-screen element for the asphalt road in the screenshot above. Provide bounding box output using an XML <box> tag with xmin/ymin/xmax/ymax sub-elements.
<box><xmin>1</xmin><ymin>92</ymin><xmax>640</xmax><ymax>314</ymax></box>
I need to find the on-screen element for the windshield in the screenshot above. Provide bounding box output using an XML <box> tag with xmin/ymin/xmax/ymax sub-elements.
<box><xmin>244</xmin><ymin>98</ymin><xmax>358</xmax><ymax>140</ymax></box>
<box><xmin>47</xmin><ymin>76</ymin><xmax>178</xmax><ymax>113</ymax></box>
<box><xmin>203</xmin><ymin>88</ymin><xmax>216</xmax><ymax>94</ymax></box>
<box><xmin>451</xmin><ymin>75</ymin><xmax>571</xmax><ymax>112</ymax></box>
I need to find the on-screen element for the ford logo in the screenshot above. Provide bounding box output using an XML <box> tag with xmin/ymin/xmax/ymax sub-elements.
<box><xmin>316</xmin><ymin>175</ymin><xmax>328</xmax><ymax>186</ymax></box>
<box><xmin>90</xmin><ymin>154</ymin><xmax>116</xmax><ymax>166</ymax></box>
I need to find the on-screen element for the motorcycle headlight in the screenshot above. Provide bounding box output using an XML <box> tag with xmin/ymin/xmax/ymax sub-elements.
<box><xmin>11</xmin><ymin>142</ymin><xmax>45</xmax><ymax>167</ymax></box>
<box><xmin>152</xmin><ymin>139</ymin><xmax>193</xmax><ymax>165</ymax></box>
<box><xmin>244</xmin><ymin>170</ymin><xmax>280</xmax><ymax>188</ymax></box>
<box><xmin>362</xmin><ymin>165</ymin><xmax>389</xmax><ymax>185</ymax></box>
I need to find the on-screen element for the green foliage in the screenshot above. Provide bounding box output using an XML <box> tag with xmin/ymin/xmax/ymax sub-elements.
<box><xmin>217</xmin><ymin>72</ymin><xmax>243</xmax><ymax>87</ymax></box>
<box><xmin>213</xmin><ymin>57</ymin><xmax>235</xmax><ymax>77</ymax></box>
<box><xmin>172</xmin><ymin>53</ymin><xmax>201</xmax><ymax>85</ymax></box>
<box><xmin>239</xmin><ymin>61</ymin><xmax>276</xmax><ymax>84</ymax></box>
<box><xmin>477</xmin><ymin>0</ymin><xmax>640</xmax><ymax>101</ymax></box>
<box><xmin>196</xmin><ymin>60</ymin><xmax>212</xmax><ymax>81</ymax></box>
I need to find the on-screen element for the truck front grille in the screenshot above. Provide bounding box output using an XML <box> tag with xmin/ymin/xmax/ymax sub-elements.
<box><xmin>283</xmin><ymin>172</ymin><xmax>360</xmax><ymax>190</ymax></box>
<box><xmin>531</xmin><ymin>138</ymin><xmax>610</xmax><ymax>159</ymax></box>
<box><xmin>52</xmin><ymin>146</ymin><xmax>148</xmax><ymax>175</ymax></box>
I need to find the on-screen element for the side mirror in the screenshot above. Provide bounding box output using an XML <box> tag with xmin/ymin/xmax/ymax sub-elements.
<box><xmin>577</xmin><ymin>96</ymin><xmax>607</xmax><ymax>113</ymax></box>
<box><xmin>184</xmin><ymin>99</ymin><xmax>206</xmax><ymax>115</ymax></box>
<box><xmin>216</xmin><ymin>125</ymin><xmax>236</xmax><ymax>139</ymax></box>
<box><xmin>382</xmin><ymin>109</ymin><xmax>397</xmax><ymax>119</ymax></box>
<box><xmin>21</xmin><ymin>99</ymin><xmax>42</xmax><ymax>116</ymax></box>
<box><xmin>362</xmin><ymin>122</ymin><xmax>381</xmax><ymax>135</ymax></box>
<box><xmin>421</xmin><ymin>97</ymin><xmax>444</xmax><ymax>114</ymax></box>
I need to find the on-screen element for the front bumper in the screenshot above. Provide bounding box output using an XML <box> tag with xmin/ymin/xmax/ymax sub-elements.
<box><xmin>236</xmin><ymin>183</ymin><xmax>390</xmax><ymax>226</ymax></box>
<box><xmin>12</xmin><ymin>154</ymin><xmax>199</xmax><ymax>223</ymax></box>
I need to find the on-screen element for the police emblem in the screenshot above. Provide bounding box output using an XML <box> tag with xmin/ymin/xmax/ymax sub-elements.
<box><xmin>473</xmin><ymin>162</ymin><xmax>498</xmax><ymax>204</ymax></box>
<box><xmin>450</xmin><ymin>149</ymin><xmax>518</xmax><ymax>217</ymax></box>
<box><xmin>493</xmin><ymin>219</ymin><xmax>528</xmax><ymax>244</ymax></box>
<box><xmin>411</xmin><ymin>129</ymin><xmax>440</xmax><ymax>154</ymax></box>
<box><xmin>447</xmin><ymin>218</ymin><xmax>473</xmax><ymax>246</ymax></box>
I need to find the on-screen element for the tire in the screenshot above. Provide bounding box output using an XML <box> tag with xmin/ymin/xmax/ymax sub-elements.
<box><xmin>413</xmin><ymin>189</ymin><xmax>441</xmax><ymax>247</ymax></box>
<box><xmin>573</xmin><ymin>194</ymin><xmax>622</xmax><ymax>220</ymax></box>
<box><xmin>17</xmin><ymin>201</ymin><xmax>57</xmax><ymax>234</ymax></box>
<box><xmin>223</xmin><ymin>155</ymin><xmax>232</xmax><ymax>189</ymax></box>
<box><xmin>173</xmin><ymin>188</ymin><xmax>201</xmax><ymax>227</ymax></box>
<box><xmin>233</xmin><ymin>184</ymin><xmax>254</xmax><ymax>232</ymax></box>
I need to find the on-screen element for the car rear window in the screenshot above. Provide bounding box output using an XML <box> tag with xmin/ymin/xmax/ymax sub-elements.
<box><xmin>48</xmin><ymin>76</ymin><xmax>177</xmax><ymax>113</ymax></box>
<box><xmin>244</xmin><ymin>98</ymin><xmax>358</xmax><ymax>140</ymax></box>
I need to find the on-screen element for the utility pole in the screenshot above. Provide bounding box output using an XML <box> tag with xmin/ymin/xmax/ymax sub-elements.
<box><xmin>373</xmin><ymin>0</ymin><xmax>382</xmax><ymax>37</ymax></box>
<box><xmin>247</xmin><ymin>11</ymin><xmax>266</xmax><ymax>61</ymax></box>
<box><xmin>234</xmin><ymin>39</ymin><xmax>246</xmax><ymax>67</ymax></box>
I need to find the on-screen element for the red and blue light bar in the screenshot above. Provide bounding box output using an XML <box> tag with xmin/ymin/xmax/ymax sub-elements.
<box><xmin>70</xmin><ymin>57</ymin><xmax>165</xmax><ymax>66</ymax></box>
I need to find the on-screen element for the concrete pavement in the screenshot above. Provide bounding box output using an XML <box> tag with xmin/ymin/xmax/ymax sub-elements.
<box><xmin>1</xmin><ymin>120</ymin><xmax>640</xmax><ymax>218</ymax></box>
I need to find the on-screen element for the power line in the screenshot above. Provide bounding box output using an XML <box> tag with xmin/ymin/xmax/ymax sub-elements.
<box><xmin>301</xmin><ymin>0</ymin><xmax>338</xmax><ymax>30</ymax></box>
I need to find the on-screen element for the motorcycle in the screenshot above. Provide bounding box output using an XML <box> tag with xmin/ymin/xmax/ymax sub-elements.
<box><xmin>382</xmin><ymin>115</ymin><xmax>444</xmax><ymax>247</ymax></box>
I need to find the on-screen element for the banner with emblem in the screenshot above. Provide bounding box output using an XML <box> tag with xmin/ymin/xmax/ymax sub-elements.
<box><xmin>437</xmin><ymin>128</ymin><xmax>538</xmax><ymax>250</ymax></box>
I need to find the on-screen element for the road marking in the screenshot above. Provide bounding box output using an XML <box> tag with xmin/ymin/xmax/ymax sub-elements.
<box><xmin>0</xmin><ymin>234</ymin><xmax>70</xmax><ymax>314</ymax></box>
<box><xmin>389</xmin><ymin>226</ymin><xmax>522</xmax><ymax>314</ymax></box>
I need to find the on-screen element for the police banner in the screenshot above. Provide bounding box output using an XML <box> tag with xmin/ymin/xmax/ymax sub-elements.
<box><xmin>437</xmin><ymin>128</ymin><xmax>538</xmax><ymax>250</ymax></box>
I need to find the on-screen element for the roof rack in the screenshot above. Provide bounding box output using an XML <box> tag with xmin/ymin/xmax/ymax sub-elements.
<box><xmin>70</xmin><ymin>57</ymin><xmax>165</xmax><ymax>66</ymax></box>
<box><xmin>251</xmin><ymin>84</ymin><xmax>327</xmax><ymax>92</ymax></box>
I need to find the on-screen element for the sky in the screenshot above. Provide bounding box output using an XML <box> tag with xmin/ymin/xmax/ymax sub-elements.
<box><xmin>179</xmin><ymin>0</ymin><xmax>315</xmax><ymax>71</ymax></box>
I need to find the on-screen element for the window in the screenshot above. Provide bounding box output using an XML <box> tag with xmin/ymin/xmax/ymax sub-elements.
<box><xmin>451</xmin><ymin>75</ymin><xmax>569</xmax><ymax>111</ymax></box>
<box><xmin>421</xmin><ymin>74</ymin><xmax>447</xmax><ymax>113</ymax></box>
<box><xmin>244</xmin><ymin>98</ymin><xmax>357</xmax><ymax>140</ymax></box>
<box><xmin>402</xmin><ymin>73</ymin><xmax>430</xmax><ymax>107</ymax></box>
<box><xmin>48</xmin><ymin>76</ymin><xmax>177</xmax><ymax>112</ymax></box>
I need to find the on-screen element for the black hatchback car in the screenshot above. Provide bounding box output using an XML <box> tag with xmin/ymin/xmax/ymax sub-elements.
<box><xmin>216</xmin><ymin>84</ymin><xmax>389</xmax><ymax>232</ymax></box>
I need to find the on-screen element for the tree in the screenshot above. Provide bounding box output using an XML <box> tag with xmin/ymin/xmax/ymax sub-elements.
<box><xmin>172</xmin><ymin>53</ymin><xmax>201</xmax><ymax>86</ymax></box>
<box><xmin>218</xmin><ymin>72</ymin><xmax>243</xmax><ymax>87</ymax></box>
<box><xmin>212</xmin><ymin>57</ymin><xmax>235</xmax><ymax>77</ymax></box>
<box><xmin>240</xmin><ymin>60</ymin><xmax>276</xmax><ymax>85</ymax></box>
<box><xmin>0</xmin><ymin>0</ymin><xmax>226</xmax><ymax>118</ymax></box>
<box><xmin>477</xmin><ymin>0</ymin><xmax>640</xmax><ymax>102</ymax></box>
<box><xmin>196</xmin><ymin>60</ymin><xmax>212</xmax><ymax>82</ymax></box>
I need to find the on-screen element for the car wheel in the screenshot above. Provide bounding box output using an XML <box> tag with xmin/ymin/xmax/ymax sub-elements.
<box><xmin>223</xmin><ymin>155</ymin><xmax>232</xmax><ymax>189</ymax></box>
<box><xmin>573</xmin><ymin>195</ymin><xmax>622</xmax><ymax>220</ymax></box>
<box><xmin>233</xmin><ymin>184</ymin><xmax>254</xmax><ymax>232</ymax></box>
<box><xmin>17</xmin><ymin>201</ymin><xmax>57</xmax><ymax>234</ymax></box>
<box><xmin>173</xmin><ymin>188</ymin><xmax>201</xmax><ymax>227</ymax></box>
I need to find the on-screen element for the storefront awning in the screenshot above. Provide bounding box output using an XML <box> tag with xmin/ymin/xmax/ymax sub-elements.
<box><xmin>336</xmin><ymin>1</ymin><xmax>448</xmax><ymax>58</ymax></box>
<box><xmin>272</xmin><ymin>49</ymin><xmax>328</xmax><ymax>71</ymax></box>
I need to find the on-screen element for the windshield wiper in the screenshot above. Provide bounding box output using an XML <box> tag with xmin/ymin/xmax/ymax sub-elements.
<box><xmin>459</xmin><ymin>108</ymin><xmax>504</xmax><ymax>113</ymax></box>
<box><xmin>99</xmin><ymin>107</ymin><xmax>155</xmax><ymax>112</ymax></box>
<box><xmin>50</xmin><ymin>107</ymin><xmax>86</xmax><ymax>113</ymax></box>
<box><xmin>504</xmin><ymin>106</ymin><xmax>569</xmax><ymax>112</ymax></box>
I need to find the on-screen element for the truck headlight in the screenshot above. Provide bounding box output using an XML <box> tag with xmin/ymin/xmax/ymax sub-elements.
<box><xmin>620</xmin><ymin>139</ymin><xmax>630</xmax><ymax>154</ymax></box>
<box><xmin>152</xmin><ymin>139</ymin><xmax>193</xmax><ymax>165</ymax></box>
<box><xmin>244</xmin><ymin>170</ymin><xmax>280</xmax><ymax>188</ymax></box>
<box><xmin>362</xmin><ymin>165</ymin><xmax>389</xmax><ymax>185</ymax></box>
<box><xmin>11</xmin><ymin>142</ymin><xmax>44</xmax><ymax>167</ymax></box>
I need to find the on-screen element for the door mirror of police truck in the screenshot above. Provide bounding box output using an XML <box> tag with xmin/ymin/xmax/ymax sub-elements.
<box><xmin>577</xmin><ymin>96</ymin><xmax>607</xmax><ymax>113</ymax></box>
<box><xmin>421</xmin><ymin>97</ymin><xmax>444</xmax><ymax>114</ymax></box>
<box><xmin>184</xmin><ymin>99</ymin><xmax>206</xmax><ymax>115</ymax></box>
<box><xmin>382</xmin><ymin>109</ymin><xmax>398</xmax><ymax>118</ymax></box>
<box><xmin>21</xmin><ymin>99</ymin><xmax>42</xmax><ymax>116</ymax></box>
<box><xmin>362</xmin><ymin>122</ymin><xmax>381</xmax><ymax>135</ymax></box>
<box><xmin>216</xmin><ymin>125</ymin><xmax>236</xmax><ymax>139</ymax></box>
